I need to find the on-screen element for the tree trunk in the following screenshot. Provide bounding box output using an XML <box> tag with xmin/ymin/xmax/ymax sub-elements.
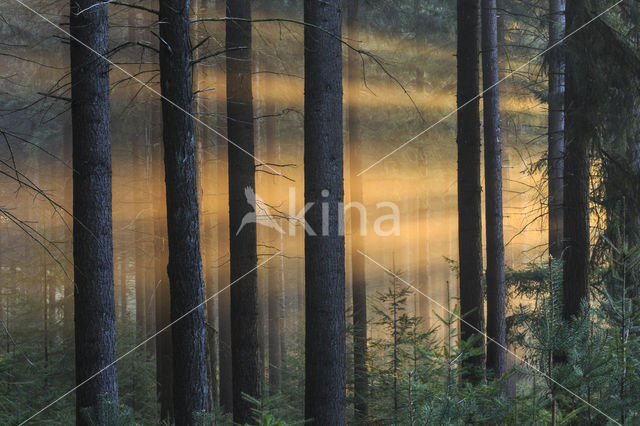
<box><xmin>456</xmin><ymin>0</ymin><xmax>485</xmax><ymax>381</ymax></box>
<box><xmin>226</xmin><ymin>0</ymin><xmax>261</xmax><ymax>422</ymax></box>
<box><xmin>562</xmin><ymin>0</ymin><xmax>589</xmax><ymax>321</ymax></box>
<box><xmin>69</xmin><ymin>0</ymin><xmax>118</xmax><ymax>422</ymax></box>
<box><xmin>482</xmin><ymin>0</ymin><xmax>506</xmax><ymax>378</ymax></box>
<box><xmin>203</xmin><ymin>119</ymin><xmax>219</xmax><ymax>410</ymax></box>
<box><xmin>159</xmin><ymin>0</ymin><xmax>210</xmax><ymax>423</ymax></box>
<box><xmin>62</xmin><ymin>119</ymin><xmax>73</xmax><ymax>342</ymax></box>
<box><xmin>153</xmin><ymin>107</ymin><xmax>174</xmax><ymax>422</ymax></box>
<box><xmin>548</xmin><ymin>0</ymin><xmax>566</xmax><ymax>261</ymax></box>
<box><xmin>266</xmin><ymin>96</ymin><xmax>282</xmax><ymax>396</ymax></box>
<box><xmin>134</xmin><ymin>133</ymin><xmax>147</xmax><ymax>342</ymax></box>
<box><xmin>144</xmin><ymin>129</ymin><xmax>155</xmax><ymax>356</ymax></box>
<box><xmin>346</xmin><ymin>0</ymin><xmax>368</xmax><ymax>420</ymax></box>
<box><xmin>218</xmin><ymin>138</ymin><xmax>233</xmax><ymax>414</ymax></box>
<box><xmin>304</xmin><ymin>0</ymin><xmax>346</xmax><ymax>423</ymax></box>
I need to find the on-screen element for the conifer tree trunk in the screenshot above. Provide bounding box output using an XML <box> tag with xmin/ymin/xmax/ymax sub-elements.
<box><xmin>562</xmin><ymin>0</ymin><xmax>589</xmax><ymax>321</ymax></box>
<box><xmin>218</xmin><ymin>137</ymin><xmax>233</xmax><ymax>414</ymax></box>
<box><xmin>69</xmin><ymin>0</ymin><xmax>118</xmax><ymax>422</ymax></box>
<box><xmin>456</xmin><ymin>0</ymin><xmax>485</xmax><ymax>380</ymax></box>
<box><xmin>481</xmin><ymin>0</ymin><xmax>506</xmax><ymax>377</ymax></box>
<box><xmin>548</xmin><ymin>0</ymin><xmax>566</xmax><ymax>261</ymax></box>
<box><xmin>159</xmin><ymin>0</ymin><xmax>210</xmax><ymax>423</ymax></box>
<box><xmin>304</xmin><ymin>0</ymin><xmax>346</xmax><ymax>423</ymax></box>
<box><xmin>226</xmin><ymin>0</ymin><xmax>261</xmax><ymax>422</ymax></box>
<box><xmin>144</xmin><ymin>131</ymin><xmax>155</xmax><ymax>355</ymax></box>
<box><xmin>347</xmin><ymin>0</ymin><xmax>368</xmax><ymax>420</ymax></box>
<box><xmin>266</xmin><ymin>98</ymin><xmax>283</xmax><ymax>396</ymax></box>
<box><xmin>62</xmin><ymin>119</ymin><xmax>73</xmax><ymax>342</ymax></box>
<box><xmin>134</xmin><ymin>136</ymin><xmax>146</xmax><ymax>341</ymax></box>
<box><xmin>153</xmin><ymin>109</ymin><xmax>174</xmax><ymax>422</ymax></box>
<box><xmin>203</xmin><ymin>129</ymin><xmax>219</xmax><ymax>409</ymax></box>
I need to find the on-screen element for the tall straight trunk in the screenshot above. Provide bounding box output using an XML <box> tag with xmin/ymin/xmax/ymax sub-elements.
<box><xmin>266</xmin><ymin>99</ymin><xmax>283</xmax><ymax>396</ymax></box>
<box><xmin>346</xmin><ymin>0</ymin><xmax>368</xmax><ymax>420</ymax></box>
<box><xmin>548</xmin><ymin>0</ymin><xmax>566</xmax><ymax>260</ymax></box>
<box><xmin>218</xmin><ymin>138</ymin><xmax>233</xmax><ymax>414</ymax></box>
<box><xmin>43</xmin><ymin>234</ymin><xmax>49</xmax><ymax>387</ymax></box>
<box><xmin>63</xmin><ymin>119</ymin><xmax>73</xmax><ymax>341</ymax></box>
<box><xmin>134</xmin><ymin>135</ymin><xmax>146</xmax><ymax>341</ymax></box>
<box><xmin>159</xmin><ymin>0</ymin><xmax>210</xmax><ymax>423</ymax></box>
<box><xmin>304</xmin><ymin>0</ymin><xmax>346</xmax><ymax>424</ymax></box>
<box><xmin>226</xmin><ymin>0</ymin><xmax>261</xmax><ymax>422</ymax></box>
<box><xmin>144</xmin><ymin>129</ymin><xmax>155</xmax><ymax>355</ymax></box>
<box><xmin>69</xmin><ymin>0</ymin><xmax>118</xmax><ymax>422</ymax></box>
<box><xmin>481</xmin><ymin>0</ymin><xmax>506</xmax><ymax>377</ymax></box>
<box><xmin>562</xmin><ymin>0</ymin><xmax>589</xmax><ymax>321</ymax></box>
<box><xmin>456</xmin><ymin>0</ymin><xmax>485</xmax><ymax>380</ymax></box>
<box><xmin>203</xmin><ymin>127</ymin><xmax>219</xmax><ymax>409</ymax></box>
<box><xmin>153</xmin><ymin>109</ymin><xmax>174</xmax><ymax>422</ymax></box>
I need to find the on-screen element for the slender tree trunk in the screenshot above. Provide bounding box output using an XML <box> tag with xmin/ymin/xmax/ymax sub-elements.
<box><xmin>456</xmin><ymin>0</ymin><xmax>485</xmax><ymax>381</ymax></box>
<box><xmin>562</xmin><ymin>0</ymin><xmax>589</xmax><ymax>321</ymax></box>
<box><xmin>62</xmin><ymin>119</ymin><xmax>74</xmax><ymax>342</ymax></box>
<box><xmin>548</xmin><ymin>0</ymin><xmax>566</xmax><ymax>261</ymax></box>
<box><xmin>482</xmin><ymin>0</ymin><xmax>506</xmax><ymax>378</ymax></box>
<box><xmin>159</xmin><ymin>0</ymin><xmax>210</xmax><ymax>423</ymax></box>
<box><xmin>152</xmin><ymin>107</ymin><xmax>174</xmax><ymax>422</ymax></box>
<box><xmin>304</xmin><ymin>0</ymin><xmax>346</xmax><ymax>423</ymax></box>
<box><xmin>69</xmin><ymin>0</ymin><xmax>118</xmax><ymax>422</ymax></box>
<box><xmin>134</xmin><ymin>133</ymin><xmax>147</xmax><ymax>342</ymax></box>
<box><xmin>346</xmin><ymin>0</ymin><xmax>368</xmax><ymax>420</ymax></box>
<box><xmin>43</xmin><ymin>239</ymin><xmax>49</xmax><ymax>387</ymax></box>
<box><xmin>226</xmin><ymin>0</ymin><xmax>261</xmax><ymax>422</ymax></box>
<box><xmin>204</xmin><ymin>123</ymin><xmax>219</xmax><ymax>409</ymax></box>
<box><xmin>266</xmin><ymin>98</ymin><xmax>282</xmax><ymax>396</ymax></box>
<box><xmin>144</xmin><ymin>129</ymin><xmax>155</xmax><ymax>356</ymax></box>
<box><xmin>218</xmin><ymin>127</ymin><xmax>233</xmax><ymax>414</ymax></box>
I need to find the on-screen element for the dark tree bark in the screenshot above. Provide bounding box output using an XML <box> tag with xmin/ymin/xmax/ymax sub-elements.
<box><xmin>226</xmin><ymin>0</ymin><xmax>261</xmax><ymax>422</ymax></box>
<box><xmin>69</xmin><ymin>0</ymin><xmax>118</xmax><ymax>422</ymax></box>
<box><xmin>304</xmin><ymin>0</ymin><xmax>346</xmax><ymax>424</ymax></box>
<box><xmin>456</xmin><ymin>0</ymin><xmax>485</xmax><ymax>381</ymax></box>
<box><xmin>548</xmin><ymin>0</ymin><xmax>566</xmax><ymax>261</ymax></box>
<box><xmin>159</xmin><ymin>0</ymin><xmax>210</xmax><ymax>423</ymax></box>
<box><xmin>346</xmin><ymin>0</ymin><xmax>368</xmax><ymax>420</ymax></box>
<box><xmin>481</xmin><ymin>0</ymin><xmax>506</xmax><ymax>378</ymax></box>
<box><xmin>152</xmin><ymin>109</ymin><xmax>174</xmax><ymax>422</ymax></box>
<box><xmin>562</xmin><ymin>0</ymin><xmax>589</xmax><ymax>321</ymax></box>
